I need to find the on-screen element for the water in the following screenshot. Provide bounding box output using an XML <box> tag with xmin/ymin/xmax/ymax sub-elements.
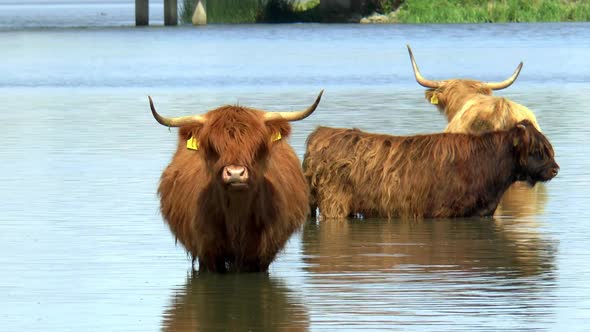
<box><xmin>1</xmin><ymin>3</ymin><xmax>590</xmax><ymax>331</ymax></box>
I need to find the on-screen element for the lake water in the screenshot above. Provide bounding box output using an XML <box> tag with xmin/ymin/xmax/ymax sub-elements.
<box><xmin>1</xmin><ymin>3</ymin><xmax>590</xmax><ymax>331</ymax></box>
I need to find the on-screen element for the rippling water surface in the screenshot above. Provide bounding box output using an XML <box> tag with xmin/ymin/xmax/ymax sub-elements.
<box><xmin>1</xmin><ymin>4</ymin><xmax>590</xmax><ymax>331</ymax></box>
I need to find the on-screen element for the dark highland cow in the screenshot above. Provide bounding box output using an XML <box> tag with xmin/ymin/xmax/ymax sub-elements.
<box><xmin>406</xmin><ymin>45</ymin><xmax>541</xmax><ymax>134</ymax></box>
<box><xmin>407</xmin><ymin>45</ymin><xmax>547</xmax><ymax>217</ymax></box>
<box><xmin>151</xmin><ymin>91</ymin><xmax>323</xmax><ymax>272</ymax></box>
<box><xmin>303</xmin><ymin>120</ymin><xmax>558</xmax><ymax>219</ymax></box>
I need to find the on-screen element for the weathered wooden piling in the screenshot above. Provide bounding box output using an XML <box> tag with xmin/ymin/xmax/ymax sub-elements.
<box><xmin>135</xmin><ymin>0</ymin><xmax>179</xmax><ymax>26</ymax></box>
<box><xmin>192</xmin><ymin>0</ymin><xmax>207</xmax><ymax>25</ymax></box>
<box><xmin>135</xmin><ymin>0</ymin><xmax>149</xmax><ymax>26</ymax></box>
<box><xmin>164</xmin><ymin>0</ymin><xmax>178</xmax><ymax>26</ymax></box>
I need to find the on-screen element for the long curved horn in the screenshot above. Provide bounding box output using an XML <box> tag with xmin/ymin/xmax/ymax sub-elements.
<box><xmin>407</xmin><ymin>44</ymin><xmax>442</xmax><ymax>89</ymax></box>
<box><xmin>148</xmin><ymin>96</ymin><xmax>206</xmax><ymax>127</ymax></box>
<box><xmin>484</xmin><ymin>62</ymin><xmax>524</xmax><ymax>90</ymax></box>
<box><xmin>263</xmin><ymin>90</ymin><xmax>324</xmax><ymax>122</ymax></box>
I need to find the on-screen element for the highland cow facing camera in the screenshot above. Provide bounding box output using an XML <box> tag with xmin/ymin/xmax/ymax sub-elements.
<box><xmin>151</xmin><ymin>91</ymin><xmax>323</xmax><ymax>272</ymax></box>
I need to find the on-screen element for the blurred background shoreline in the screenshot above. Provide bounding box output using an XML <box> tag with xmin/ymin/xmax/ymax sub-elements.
<box><xmin>1</xmin><ymin>0</ymin><xmax>588</xmax><ymax>30</ymax></box>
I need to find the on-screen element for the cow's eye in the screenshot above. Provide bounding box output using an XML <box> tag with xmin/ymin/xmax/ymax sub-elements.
<box><xmin>206</xmin><ymin>146</ymin><xmax>219</xmax><ymax>161</ymax></box>
<box><xmin>255</xmin><ymin>145</ymin><xmax>269</xmax><ymax>161</ymax></box>
<box><xmin>531</xmin><ymin>151</ymin><xmax>543</xmax><ymax>159</ymax></box>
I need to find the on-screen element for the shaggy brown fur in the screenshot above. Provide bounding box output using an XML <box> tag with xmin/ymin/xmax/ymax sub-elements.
<box><xmin>158</xmin><ymin>106</ymin><xmax>309</xmax><ymax>272</ymax></box>
<box><xmin>303</xmin><ymin>120</ymin><xmax>558</xmax><ymax>219</ymax></box>
<box><xmin>425</xmin><ymin>80</ymin><xmax>541</xmax><ymax>134</ymax></box>
<box><xmin>423</xmin><ymin>80</ymin><xmax>546</xmax><ymax>218</ymax></box>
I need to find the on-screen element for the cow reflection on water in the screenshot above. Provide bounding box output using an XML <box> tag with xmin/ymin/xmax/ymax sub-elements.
<box><xmin>496</xmin><ymin>181</ymin><xmax>548</xmax><ymax>218</ymax></box>
<box><xmin>161</xmin><ymin>274</ymin><xmax>309</xmax><ymax>331</ymax></box>
<box><xmin>302</xmin><ymin>218</ymin><xmax>556</xmax><ymax>278</ymax></box>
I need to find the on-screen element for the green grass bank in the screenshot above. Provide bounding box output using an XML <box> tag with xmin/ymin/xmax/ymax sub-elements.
<box><xmin>394</xmin><ymin>0</ymin><xmax>590</xmax><ymax>23</ymax></box>
<box><xmin>179</xmin><ymin>0</ymin><xmax>590</xmax><ymax>24</ymax></box>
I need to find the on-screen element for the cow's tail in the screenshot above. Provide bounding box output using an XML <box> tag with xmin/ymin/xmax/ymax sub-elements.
<box><xmin>302</xmin><ymin>147</ymin><xmax>318</xmax><ymax>218</ymax></box>
<box><xmin>302</xmin><ymin>128</ymin><xmax>322</xmax><ymax>218</ymax></box>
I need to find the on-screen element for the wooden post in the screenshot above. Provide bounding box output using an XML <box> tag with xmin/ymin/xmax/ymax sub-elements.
<box><xmin>164</xmin><ymin>0</ymin><xmax>178</xmax><ymax>26</ymax></box>
<box><xmin>135</xmin><ymin>0</ymin><xmax>149</xmax><ymax>26</ymax></box>
<box><xmin>192</xmin><ymin>0</ymin><xmax>207</xmax><ymax>25</ymax></box>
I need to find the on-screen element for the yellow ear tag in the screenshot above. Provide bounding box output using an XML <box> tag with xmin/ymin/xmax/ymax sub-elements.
<box><xmin>430</xmin><ymin>94</ymin><xmax>439</xmax><ymax>105</ymax></box>
<box><xmin>186</xmin><ymin>136</ymin><xmax>199</xmax><ymax>150</ymax></box>
<box><xmin>513</xmin><ymin>138</ymin><xmax>519</xmax><ymax>147</ymax></box>
<box><xmin>271</xmin><ymin>132</ymin><xmax>282</xmax><ymax>142</ymax></box>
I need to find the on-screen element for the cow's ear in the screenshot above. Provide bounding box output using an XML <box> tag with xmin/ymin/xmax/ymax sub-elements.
<box><xmin>266</xmin><ymin>119</ymin><xmax>292</xmax><ymax>140</ymax></box>
<box><xmin>513</xmin><ymin>122</ymin><xmax>532</xmax><ymax>167</ymax></box>
<box><xmin>425</xmin><ymin>89</ymin><xmax>439</xmax><ymax>105</ymax></box>
<box><xmin>179</xmin><ymin>124</ymin><xmax>203</xmax><ymax>141</ymax></box>
<box><xmin>513</xmin><ymin>123</ymin><xmax>526</xmax><ymax>147</ymax></box>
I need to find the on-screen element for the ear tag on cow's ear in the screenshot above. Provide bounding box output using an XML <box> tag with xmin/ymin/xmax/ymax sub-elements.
<box><xmin>271</xmin><ymin>132</ymin><xmax>282</xmax><ymax>142</ymax></box>
<box><xmin>430</xmin><ymin>94</ymin><xmax>439</xmax><ymax>105</ymax></box>
<box><xmin>186</xmin><ymin>136</ymin><xmax>199</xmax><ymax>150</ymax></box>
<box><xmin>513</xmin><ymin>138</ymin><xmax>520</xmax><ymax>147</ymax></box>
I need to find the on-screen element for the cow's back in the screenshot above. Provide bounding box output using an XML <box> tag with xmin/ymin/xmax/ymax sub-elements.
<box><xmin>445</xmin><ymin>95</ymin><xmax>541</xmax><ymax>134</ymax></box>
<box><xmin>303</xmin><ymin>126</ymin><xmax>358</xmax><ymax>177</ymax></box>
<box><xmin>303</xmin><ymin>127</ymin><xmax>364</xmax><ymax>218</ymax></box>
<box><xmin>303</xmin><ymin>127</ymin><xmax>441</xmax><ymax>218</ymax></box>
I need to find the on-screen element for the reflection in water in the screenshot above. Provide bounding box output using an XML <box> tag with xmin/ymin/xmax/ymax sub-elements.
<box><xmin>303</xmin><ymin>217</ymin><xmax>556</xmax><ymax>277</ymax></box>
<box><xmin>161</xmin><ymin>274</ymin><xmax>309</xmax><ymax>331</ymax></box>
<box><xmin>301</xmin><ymin>218</ymin><xmax>558</xmax><ymax>329</ymax></box>
<box><xmin>496</xmin><ymin>182</ymin><xmax>548</xmax><ymax>218</ymax></box>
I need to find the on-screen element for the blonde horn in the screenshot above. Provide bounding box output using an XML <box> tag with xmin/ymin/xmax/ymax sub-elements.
<box><xmin>485</xmin><ymin>62</ymin><xmax>524</xmax><ymax>90</ymax></box>
<box><xmin>407</xmin><ymin>44</ymin><xmax>442</xmax><ymax>89</ymax></box>
<box><xmin>263</xmin><ymin>90</ymin><xmax>324</xmax><ymax>122</ymax></box>
<box><xmin>148</xmin><ymin>96</ymin><xmax>206</xmax><ymax>127</ymax></box>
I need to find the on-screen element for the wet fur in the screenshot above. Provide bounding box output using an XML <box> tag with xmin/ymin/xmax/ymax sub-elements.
<box><xmin>424</xmin><ymin>79</ymin><xmax>546</xmax><ymax>218</ymax></box>
<box><xmin>425</xmin><ymin>80</ymin><xmax>541</xmax><ymax>134</ymax></box>
<box><xmin>158</xmin><ymin>106</ymin><xmax>309</xmax><ymax>272</ymax></box>
<box><xmin>303</xmin><ymin>121</ymin><xmax>557</xmax><ymax>219</ymax></box>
